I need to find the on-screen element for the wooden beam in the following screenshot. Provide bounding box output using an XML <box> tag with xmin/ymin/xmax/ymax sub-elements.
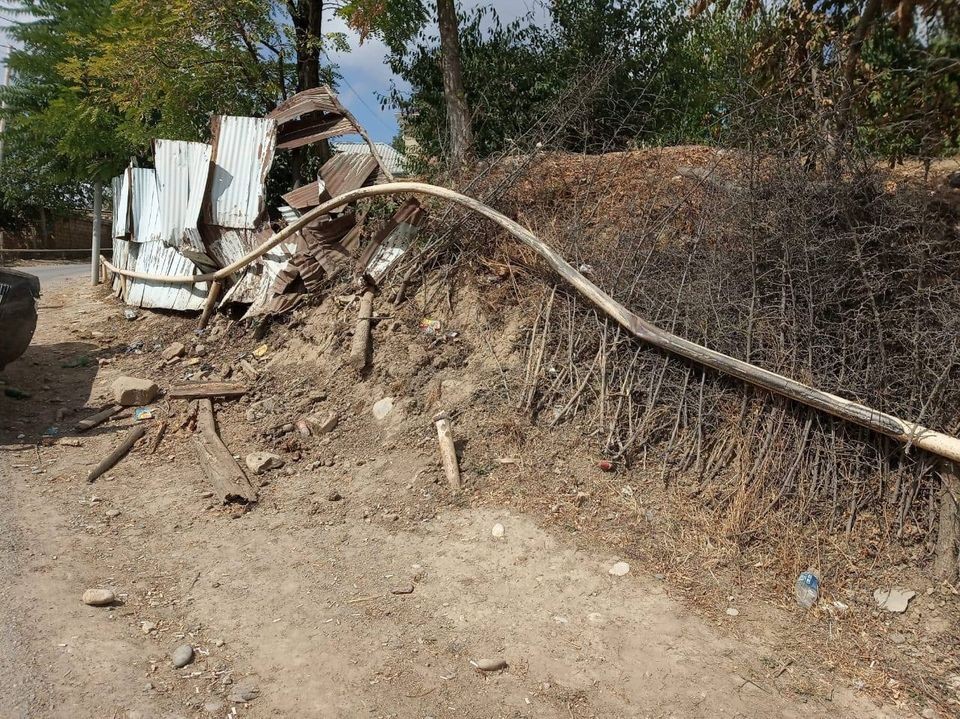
<box><xmin>192</xmin><ymin>399</ymin><xmax>257</xmax><ymax>503</ymax></box>
<box><xmin>167</xmin><ymin>382</ymin><xmax>248</xmax><ymax>401</ymax></box>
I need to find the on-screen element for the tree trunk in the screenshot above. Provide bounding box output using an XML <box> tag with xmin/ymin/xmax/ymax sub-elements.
<box><xmin>286</xmin><ymin>0</ymin><xmax>331</xmax><ymax>187</ymax></box>
<box><xmin>835</xmin><ymin>0</ymin><xmax>883</xmax><ymax>147</ymax></box>
<box><xmin>436</xmin><ymin>0</ymin><xmax>474</xmax><ymax>165</ymax></box>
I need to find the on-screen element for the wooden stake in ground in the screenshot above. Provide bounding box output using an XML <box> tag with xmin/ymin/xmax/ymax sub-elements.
<box><xmin>349</xmin><ymin>290</ymin><xmax>375</xmax><ymax>371</ymax></box>
<box><xmin>192</xmin><ymin>399</ymin><xmax>257</xmax><ymax>503</ymax></box>
<box><xmin>933</xmin><ymin>462</ymin><xmax>960</xmax><ymax>582</ymax></box>
<box><xmin>197</xmin><ymin>279</ymin><xmax>222</xmax><ymax>330</ymax></box>
<box><xmin>433</xmin><ymin>411</ymin><xmax>461</xmax><ymax>490</ymax></box>
<box><xmin>87</xmin><ymin>425</ymin><xmax>146</xmax><ymax>483</ymax></box>
<box><xmin>75</xmin><ymin>404</ymin><xmax>123</xmax><ymax>433</ymax></box>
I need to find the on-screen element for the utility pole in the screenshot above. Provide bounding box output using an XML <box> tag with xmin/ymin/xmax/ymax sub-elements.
<box><xmin>91</xmin><ymin>179</ymin><xmax>101</xmax><ymax>285</ymax></box>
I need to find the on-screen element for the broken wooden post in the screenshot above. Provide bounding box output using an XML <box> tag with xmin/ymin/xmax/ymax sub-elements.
<box><xmin>197</xmin><ymin>280</ymin><xmax>222</xmax><ymax>331</ymax></box>
<box><xmin>148</xmin><ymin>420</ymin><xmax>168</xmax><ymax>455</ymax></box>
<box><xmin>192</xmin><ymin>399</ymin><xmax>258</xmax><ymax>503</ymax></box>
<box><xmin>433</xmin><ymin>411</ymin><xmax>460</xmax><ymax>490</ymax></box>
<box><xmin>349</xmin><ymin>289</ymin><xmax>375</xmax><ymax>371</ymax></box>
<box><xmin>87</xmin><ymin>425</ymin><xmax>146</xmax><ymax>482</ymax></box>
<box><xmin>75</xmin><ymin>404</ymin><xmax>123</xmax><ymax>433</ymax></box>
<box><xmin>933</xmin><ymin>462</ymin><xmax>960</xmax><ymax>582</ymax></box>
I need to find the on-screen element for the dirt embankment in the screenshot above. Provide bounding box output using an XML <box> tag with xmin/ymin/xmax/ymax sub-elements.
<box><xmin>1</xmin><ymin>147</ymin><xmax>958</xmax><ymax>718</ymax></box>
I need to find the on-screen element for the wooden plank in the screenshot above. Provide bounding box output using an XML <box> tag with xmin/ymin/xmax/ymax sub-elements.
<box><xmin>87</xmin><ymin>425</ymin><xmax>146</xmax><ymax>482</ymax></box>
<box><xmin>192</xmin><ymin>399</ymin><xmax>257</xmax><ymax>503</ymax></box>
<box><xmin>75</xmin><ymin>405</ymin><xmax>124</xmax><ymax>433</ymax></box>
<box><xmin>348</xmin><ymin>290</ymin><xmax>375</xmax><ymax>371</ymax></box>
<box><xmin>167</xmin><ymin>382</ymin><xmax>248</xmax><ymax>400</ymax></box>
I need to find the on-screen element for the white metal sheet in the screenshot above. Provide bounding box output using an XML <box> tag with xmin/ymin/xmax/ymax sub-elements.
<box><xmin>204</xmin><ymin>116</ymin><xmax>277</xmax><ymax>229</ymax></box>
<box><xmin>154</xmin><ymin>139</ymin><xmax>211</xmax><ymax>254</ymax></box>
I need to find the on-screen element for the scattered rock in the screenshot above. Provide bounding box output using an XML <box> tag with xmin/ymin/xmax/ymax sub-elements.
<box><xmin>141</xmin><ymin>621</ymin><xmax>157</xmax><ymax>634</ymax></box>
<box><xmin>194</xmin><ymin>343</ymin><xmax>207</xmax><ymax>357</ymax></box>
<box><xmin>295</xmin><ymin>419</ymin><xmax>312</xmax><ymax>436</ymax></box>
<box><xmin>123</xmin><ymin>308</ymin><xmax>139</xmax><ymax>320</ymax></box>
<box><xmin>327</xmin><ymin>491</ymin><xmax>342</xmax><ymax>502</ymax></box>
<box><xmin>391</xmin><ymin>584</ymin><xmax>415</xmax><ymax>595</ymax></box>
<box><xmin>202</xmin><ymin>700</ymin><xmax>224</xmax><ymax>714</ymax></box>
<box><xmin>874</xmin><ymin>587</ymin><xmax>916</xmax><ymax>613</ymax></box>
<box><xmin>305</xmin><ymin>411</ymin><xmax>339</xmax><ymax>435</ymax></box>
<box><xmin>245</xmin><ymin>452</ymin><xmax>284</xmax><ymax>474</ymax></box>
<box><xmin>82</xmin><ymin>588</ymin><xmax>115</xmax><ymax>606</ymax></box>
<box><xmin>888</xmin><ymin>632</ymin><xmax>906</xmax><ymax>645</ymax></box>
<box><xmin>372</xmin><ymin>397</ymin><xmax>395</xmax><ymax>420</ymax></box>
<box><xmin>474</xmin><ymin>658</ymin><xmax>508</xmax><ymax>672</ymax></box>
<box><xmin>170</xmin><ymin>644</ymin><xmax>194</xmax><ymax>668</ymax></box>
<box><xmin>726</xmin><ymin>607</ymin><xmax>739</xmax><ymax>617</ymax></box>
<box><xmin>161</xmin><ymin>342</ymin><xmax>186</xmax><ymax>361</ymax></box>
<box><xmin>253</xmin><ymin>344</ymin><xmax>269</xmax><ymax>358</ymax></box>
<box><xmin>491</xmin><ymin>523</ymin><xmax>505</xmax><ymax>538</ymax></box>
<box><xmin>112</xmin><ymin>376</ymin><xmax>159</xmax><ymax>406</ymax></box>
<box><xmin>228</xmin><ymin>680</ymin><xmax>259</xmax><ymax>703</ymax></box>
<box><xmin>608</xmin><ymin>561</ymin><xmax>630</xmax><ymax>577</ymax></box>
<box><xmin>105</xmin><ymin>509</ymin><xmax>121</xmax><ymax>518</ymax></box>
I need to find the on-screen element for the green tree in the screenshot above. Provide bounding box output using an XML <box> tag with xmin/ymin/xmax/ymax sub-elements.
<box><xmin>0</xmin><ymin>0</ymin><xmax>128</xmax><ymax>229</ymax></box>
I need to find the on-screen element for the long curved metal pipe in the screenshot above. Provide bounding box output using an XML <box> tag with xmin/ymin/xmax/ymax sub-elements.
<box><xmin>100</xmin><ymin>181</ymin><xmax>960</xmax><ymax>463</ymax></box>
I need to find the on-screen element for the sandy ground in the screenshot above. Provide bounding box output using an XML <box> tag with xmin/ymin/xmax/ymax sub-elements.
<box><xmin>0</xmin><ymin>278</ymin><xmax>914</xmax><ymax>719</ymax></box>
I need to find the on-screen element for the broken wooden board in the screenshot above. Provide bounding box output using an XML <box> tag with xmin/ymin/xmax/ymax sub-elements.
<box><xmin>167</xmin><ymin>382</ymin><xmax>248</xmax><ymax>400</ymax></box>
<box><xmin>192</xmin><ymin>399</ymin><xmax>258</xmax><ymax>503</ymax></box>
<box><xmin>75</xmin><ymin>405</ymin><xmax>124</xmax><ymax>433</ymax></box>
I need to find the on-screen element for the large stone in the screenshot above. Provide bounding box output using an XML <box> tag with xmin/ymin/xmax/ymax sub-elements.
<box><xmin>112</xmin><ymin>376</ymin><xmax>159</xmax><ymax>406</ymax></box>
<box><xmin>874</xmin><ymin>587</ymin><xmax>916</xmax><ymax>613</ymax></box>
<box><xmin>170</xmin><ymin>644</ymin><xmax>194</xmax><ymax>668</ymax></box>
<box><xmin>305</xmin><ymin>412</ymin><xmax>339</xmax><ymax>435</ymax></box>
<box><xmin>161</xmin><ymin>342</ymin><xmax>186</xmax><ymax>361</ymax></box>
<box><xmin>82</xmin><ymin>588</ymin><xmax>116</xmax><ymax>606</ymax></box>
<box><xmin>372</xmin><ymin>397</ymin><xmax>395</xmax><ymax>420</ymax></box>
<box><xmin>245</xmin><ymin>452</ymin><xmax>284</xmax><ymax>474</ymax></box>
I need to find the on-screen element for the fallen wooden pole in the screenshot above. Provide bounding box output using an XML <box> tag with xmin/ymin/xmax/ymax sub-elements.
<box><xmin>87</xmin><ymin>425</ymin><xmax>145</xmax><ymax>482</ymax></box>
<box><xmin>99</xmin><ymin>182</ymin><xmax>960</xmax><ymax>464</ymax></box>
<box><xmin>349</xmin><ymin>290</ymin><xmax>375</xmax><ymax>371</ymax></box>
<box><xmin>167</xmin><ymin>381</ymin><xmax>248</xmax><ymax>401</ymax></box>
<box><xmin>75</xmin><ymin>405</ymin><xmax>123</xmax><ymax>433</ymax></box>
<box><xmin>192</xmin><ymin>399</ymin><xmax>257</xmax><ymax>503</ymax></box>
<box><xmin>433</xmin><ymin>412</ymin><xmax>461</xmax><ymax>490</ymax></box>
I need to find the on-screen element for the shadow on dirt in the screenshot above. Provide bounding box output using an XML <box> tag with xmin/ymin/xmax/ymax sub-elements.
<box><xmin>0</xmin><ymin>341</ymin><xmax>99</xmax><ymax>444</ymax></box>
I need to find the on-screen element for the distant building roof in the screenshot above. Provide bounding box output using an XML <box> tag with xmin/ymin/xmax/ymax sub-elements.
<box><xmin>331</xmin><ymin>141</ymin><xmax>408</xmax><ymax>177</ymax></box>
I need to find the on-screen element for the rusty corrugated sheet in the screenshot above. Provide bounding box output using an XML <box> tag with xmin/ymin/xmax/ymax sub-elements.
<box><xmin>320</xmin><ymin>153</ymin><xmax>379</xmax><ymax>210</ymax></box>
<box><xmin>282</xmin><ymin>180</ymin><xmax>325</xmax><ymax>210</ymax></box>
<box><xmin>203</xmin><ymin>115</ymin><xmax>277</xmax><ymax>229</ymax></box>
<box><xmin>359</xmin><ymin>199</ymin><xmax>427</xmax><ymax>283</ymax></box>
<box><xmin>154</xmin><ymin>139</ymin><xmax>211</xmax><ymax>257</ymax></box>
<box><xmin>266</xmin><ymin>87</ymin><xmax>361</xmax><ymax>150</ymax></box>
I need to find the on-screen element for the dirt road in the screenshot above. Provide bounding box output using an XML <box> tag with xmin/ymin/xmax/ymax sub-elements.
<box><xmin>0</xmin><ymin>278</ymin><xmax>910</xmax><ymax>718</ymax></box>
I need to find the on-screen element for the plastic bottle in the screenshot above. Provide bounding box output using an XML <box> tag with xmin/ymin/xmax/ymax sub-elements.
<box><xmin>795</xmin><ymin>570</ymin><xmax>820</xmax><ymax>609</ymax></box>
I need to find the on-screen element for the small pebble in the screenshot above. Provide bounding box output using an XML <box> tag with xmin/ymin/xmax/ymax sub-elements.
<box><xmin>391</xmin><ymin>584</ymin><xmax>415</xmax><ymax>595</ymax></box>
<box><xmin>170</xmin><ymin>644</ymin><xmax>194</xmax><ymax>668</ymax></box>
<box><xmin>726</xmin><ymin>607</ymin><xmax>739</xmax><ymax>617</ymax></box>
<box><xmin>141</xmin><ymin>621</ymin><xmax>157</xmax><ymax>634</ymax></box>
<box><xmin>327</xmin><ymin>491</ymin><xmax>342</xmax><ymax>502</ymax></box>
<box><xmin>105</xmin><ymin>509</ymin><xmax>121</xmax><ymax>518</ymax></box>
<box><xmin>474</xmin><ymin>658</ymin><xmax>508</xmax><ymax>672</ymax></box>
<box><xmin>608</xmin><ymin>561</ymin><xmax>630</xmax><ymax>577</ymax></box>
<box><xmin>491</xmin><ymin>523</ymin><xmax>505</xmax><ymax>538</ymax></box>
<box><xmin>82</xmin><ymin>588</ymin><xmax>115</xmax><ymax>606</ymax></box>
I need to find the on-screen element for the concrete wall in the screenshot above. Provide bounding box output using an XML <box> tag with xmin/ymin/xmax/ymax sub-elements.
<box><xmin>0</xmin><ymin>213</ymin><xmax>112</xmax><ymax>260</ymax></box>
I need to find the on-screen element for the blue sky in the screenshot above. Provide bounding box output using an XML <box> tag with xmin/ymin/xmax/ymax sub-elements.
<box><xmin>326</xmin><ymin>0</ymin><xmax>549</xmax><ymax>142</ymax></box>
<box><xmin>0</xmin><ymin>1</ymin><xmax>549</xmax><ymax>143</ymax></box>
